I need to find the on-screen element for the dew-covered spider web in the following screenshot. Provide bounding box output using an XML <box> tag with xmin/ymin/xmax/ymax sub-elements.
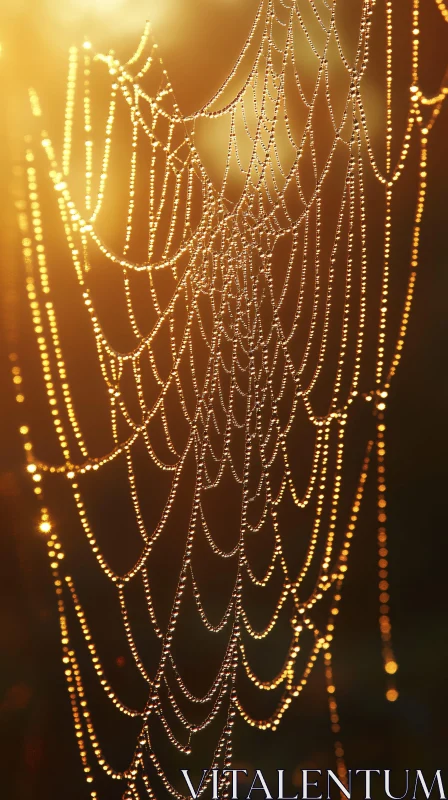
<box><xmin>9</xmin><ymin>0</ymin><xmax>448</xmax><ymax>798</ymax></box>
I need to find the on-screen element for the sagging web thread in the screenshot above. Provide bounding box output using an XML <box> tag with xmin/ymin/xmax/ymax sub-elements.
<box><xmin>10</xmin><ymin>0</ymin><xmax>448</xmax><ymax>798</ymax></box>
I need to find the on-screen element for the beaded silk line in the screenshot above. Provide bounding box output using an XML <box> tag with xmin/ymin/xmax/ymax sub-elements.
<box><xmin>9</xmin><ymin>0</ymin><xmax>447</xmax><ymax>798</ymax></box>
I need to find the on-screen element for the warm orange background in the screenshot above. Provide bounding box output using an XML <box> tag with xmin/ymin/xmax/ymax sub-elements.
<box><xmin>0</xmin><ymin>3</ymin><xmax>447</xmax><ymax>799</ymax></box>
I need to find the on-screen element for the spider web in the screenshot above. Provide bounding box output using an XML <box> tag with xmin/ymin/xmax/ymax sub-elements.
<box><xmin>10</xmin><ymin>0</ymin><xmax>448</xmax><ymax>798</ymax></box>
